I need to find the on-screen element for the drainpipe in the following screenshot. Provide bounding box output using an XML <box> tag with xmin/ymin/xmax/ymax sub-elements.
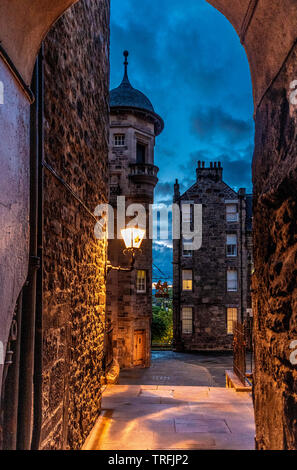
<box><xmin>239</xmin><ymin>193</ymin><xmax>244</xmax><ymax>323</ymax></box>
<box><xmin>17</xmin><ymin>52</ymin><xmax>41</xmax><ymax>450</ymax></box>
<box><xmin>31</xmin><ymin>45</ymin><xmax>44</xmax><ymax>451</ymax></box>
<box><xmin>172</xmin><ymin>214</ymin><xmax>182</xmax><ymax>350</ymax></box>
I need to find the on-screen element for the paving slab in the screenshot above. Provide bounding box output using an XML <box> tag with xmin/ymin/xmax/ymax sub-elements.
<box><xmin>140</xmin><ymin>389</ymin><xmax>174</xmax><ymax>398</ymax></box>
<box><xmin>83</xmin><ymin>384</ymin><xmax>255</xmax><ymax>450</ymax></box>
<box><xmin>174</xmin><ymin>418</ymin><xmax>230</xmax><ymax>434</ymax></box>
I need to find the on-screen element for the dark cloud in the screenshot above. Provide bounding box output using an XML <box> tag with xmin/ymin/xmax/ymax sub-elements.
<box><xmin>155</xmin><ymin>182</ymin><xmax>174</xmax><ymax>197</ymax></box>
<box><xmin>217</xmin><ymin>146</ymin><xmax>253</xmax><ymax>191</ymax></box>
<box><xmin>179</xmin><ymin>145</ymin><xmax>253</xmax><ymax>194</ymax></box>
<box><xmin>191</xmin><ymin>107</ymin><xmax>253</xmax><ymax>145</ymax></box>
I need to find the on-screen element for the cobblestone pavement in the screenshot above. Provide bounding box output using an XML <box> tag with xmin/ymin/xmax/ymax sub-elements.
<box><xmin>119</xmin><ymin>350</ymin><xmax>242</xmax><ymax>387</ymax></box>
<box><xmin>84</xmin><ymin>385</ymin><xmax>255</xmax><ymax>450</ymax></box>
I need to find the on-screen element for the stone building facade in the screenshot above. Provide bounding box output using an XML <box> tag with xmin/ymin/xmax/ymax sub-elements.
<box><xmin>106</xmin><ymin>52</ymin><xmax>164</xmax><ymax>369</ymax></box>
<box><xmin>173</xmin><ymin>162</ymin><xmax>252</xmax><ymax>351</ymax></box>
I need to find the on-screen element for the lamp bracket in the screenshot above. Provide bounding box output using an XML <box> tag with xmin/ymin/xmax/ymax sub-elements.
<box><xmin>106</xmin><ymin>249</ymin><xmax>137</xmax><ymax>276</ymax></box>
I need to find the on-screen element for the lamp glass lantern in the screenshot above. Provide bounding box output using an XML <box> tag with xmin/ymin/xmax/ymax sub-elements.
<box><xmin>121</xmin><ymin>227</ymin><xmax>145</xmax><ymax>250</ymax></box>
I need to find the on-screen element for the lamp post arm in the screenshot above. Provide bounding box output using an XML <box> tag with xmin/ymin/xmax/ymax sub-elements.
<box><xmin>106</xmin><ymin>252</ymin><xmax>135</xmax><ymax>275</ymax></box>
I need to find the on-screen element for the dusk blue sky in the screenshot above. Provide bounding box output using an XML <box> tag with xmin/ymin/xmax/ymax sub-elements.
<box><xmin>110</xmin><ymin>0</ymin><xmax>254</xmax><ymax>281</ymax></box>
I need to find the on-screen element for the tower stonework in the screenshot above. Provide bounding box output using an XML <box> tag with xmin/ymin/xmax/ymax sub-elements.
<box><xmin>107</xmin><ymin>52</ymin><xmax>164</xmax><ymax>369</ymax></box>
<box><xmin>173</xmin><ymin>161</ymin><xmax>253</xmax><ymax>351</ymax></box>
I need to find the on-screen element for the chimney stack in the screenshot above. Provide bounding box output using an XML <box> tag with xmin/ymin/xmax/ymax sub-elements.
<box><xmin>196</xmin><ymin>161</ymin><xmax>223</xmax><ymax>182</ymax></box>
<box><xmin>174</xmin><ymin>178</ymin><xmax>180</xmax><ymax>201</ymax></box>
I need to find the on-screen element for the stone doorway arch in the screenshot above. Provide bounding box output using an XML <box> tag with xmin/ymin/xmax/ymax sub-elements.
<box><xmin>0</xmin><ymin>0</ymin><xmax>297</xmax><ymax>450</ymax></box>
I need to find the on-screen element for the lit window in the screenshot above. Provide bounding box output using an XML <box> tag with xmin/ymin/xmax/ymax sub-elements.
<box><xmin>182</xmin><ymin>270</ymin><xmax>193</xmax><ymax>291</ymax></box>
<box><xmin>182</xmin><ymin>307</ymin><xmax>193</xmax><ymax>334</ymax></box>
<box><xmin>114</xmin><ymin>134</ymin><xmax>125</xmax><ymax>146</ymax></box>
<box><xmin>226</xmin><ymin>234</ymin><xmax>237</xmax><ymax>257</ymax></box>
<box><xmin>227</xmin><ymin>270</ymin><xmax>238</xmax><ymax>292</ymax></box>
<box><xmin>227</xmin><ymin>308</ymin><xmax>238</xmax><ymax>334</ymax></box>
<box><xmin>226</xmin><ymin>204</ymin><xmax>238</xmax><ymax>222</ymax></box>
<box><xmin>136</xmin><ymin>270</ymin><xmax>146</xmax><ymax>293</ymax></box>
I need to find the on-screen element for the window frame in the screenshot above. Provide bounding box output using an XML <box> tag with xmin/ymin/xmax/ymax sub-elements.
<box><xmin>226</xmin><ymin>234</ymin><xmax>237</xmax><ymax>257</ymax></box>
<box><xmin>181</xmin><ymin>306</ymin><xmax>193</xmax><ymax>335</ymax></box>
<box><xmin>136</xmin><ymin>270</ymin><xmax>147</xmax><ymax>293</ymax></box>
<box><xmin>227</xmin><ymin>307</ymin><xmax>238</xmax><ymax>335</ymax></box>
<box><xmin>227</xmin><ymin>269</ymin><xmax>238</xmax><ymax>292</ymax></box>
<box><xmin>136</xmin><ymin>141</ymin><xmax>147</xmax><ymax>164</ymax></box>
<box><xmin>182</xmin><ymin>269</ymin><xmax>193</xmax><ymax>291</ymax></box>
<box><xmin>114</xmin><ymin>133</ymin><xmax>126</xmax><ymax>147</ymax></box>
<box><xmin>226</xmin><ymin>204</ymin><xmax>239</xmax><ymax>222</ymax></box>
<box><xmin>182</xmin><ymin>237</ymin><xmax>193</xmax><ymax>258</ymax></box>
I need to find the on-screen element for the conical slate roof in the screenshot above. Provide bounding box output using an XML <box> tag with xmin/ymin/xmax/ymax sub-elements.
<box><xmin>110</xmin><ymin>51</ymin><xmax>164</xmax><ymax>135</ymax></box>
<box><xmin>110</xmin><ymin>51</ymin><xmax>154</xmax><ymax>112</ymax></box>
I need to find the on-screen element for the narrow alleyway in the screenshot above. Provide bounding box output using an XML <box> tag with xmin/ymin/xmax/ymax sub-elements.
<box><xmin>120</xmin><ymin>351</ymin><xmax>235</xmax><ymax>387</ymax></box>
<box><xmin>83</xmin><ymin>352</ymin><xmax>255</xmax><ymax>450</ymax></box>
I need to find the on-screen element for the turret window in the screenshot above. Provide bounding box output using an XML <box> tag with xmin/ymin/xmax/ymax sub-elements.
<box><xmin>136</xmin><ymin>142</ymin><xmax>147</xmax><ymax>163</ymax></box>
<box><xmin>114</xmin><ymin>134</ymin><xmax>125</xmax><ymax>146</ymax></box>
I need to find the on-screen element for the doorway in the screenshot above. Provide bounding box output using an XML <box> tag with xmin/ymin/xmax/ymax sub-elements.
<box><xmin>133</xmin><ymin>330</ymin><xmax>145</xmax><ymax>367</ymax></box>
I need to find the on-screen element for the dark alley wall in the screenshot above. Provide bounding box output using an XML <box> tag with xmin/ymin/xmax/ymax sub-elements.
<box><xmin>41</xmin><ymin>0</ymin><xmax>110</xmax><ymax>449</ymax></box>
<box><xmin>252</xmin><ymin>44</ymin><xmax>297</xmax><ymax>450</ymax></box>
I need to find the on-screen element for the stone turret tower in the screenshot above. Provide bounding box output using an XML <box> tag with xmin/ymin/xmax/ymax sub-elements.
<box><xmin>107</xmin><ymin>51</ymin><xmax>164</xmax><ymax>369</ymax></box>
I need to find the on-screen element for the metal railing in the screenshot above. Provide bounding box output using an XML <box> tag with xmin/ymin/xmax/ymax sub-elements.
<box><xmin>233</xmin><ymin>320</ymin><xmax>253</xmax><ymax>386</ymax></box>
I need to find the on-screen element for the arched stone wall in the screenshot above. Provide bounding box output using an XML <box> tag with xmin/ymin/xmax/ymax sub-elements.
<box><xmin>0</xmin><ymin>1</ymin><xmax>78</xmax><ymax>85</ymax></box>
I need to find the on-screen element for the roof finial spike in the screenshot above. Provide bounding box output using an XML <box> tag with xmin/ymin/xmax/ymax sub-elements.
<box><xmin>123</xmin><ymin>50</ymin><xmax>129</xmax><ymax>78</ymax></box>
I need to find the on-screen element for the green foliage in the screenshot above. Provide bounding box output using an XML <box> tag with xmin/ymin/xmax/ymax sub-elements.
<box><xmin>151</xmin><ymin>303</ymin><xmax>173</xmax><ymax>345</ymax></box>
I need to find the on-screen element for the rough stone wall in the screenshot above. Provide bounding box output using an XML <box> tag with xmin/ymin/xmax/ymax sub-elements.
<box><xmin>41</xmin><ymin>0</ymin><xmax>110</xmax><ymax>449</ymax></box>
<box><xmin>252</xmin><ymin>45</ymin><xmax>297</xmax><ymax>450</ymax></box>
<box><xmin>173</xmin><ymin>164</ymin><xmax>252</xmax><ymax>351</ymax></box>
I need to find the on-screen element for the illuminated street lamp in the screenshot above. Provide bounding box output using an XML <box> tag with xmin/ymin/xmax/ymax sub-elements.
<box><xmin>106</xmin><ymin>227</ymin><xmax>145</xmax><ymax>274</ymax></box>
<box><xmin>121</xmin><ymin>227</ymin><xmax>145</xmax><ymax>251</ymax></box>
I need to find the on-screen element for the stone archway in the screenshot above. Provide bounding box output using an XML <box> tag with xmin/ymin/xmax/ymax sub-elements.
<box><xmin>0</xmin><ymin>0</ymin><xmax>297</xmax><ymax>450</ymax></box>
<box><xmin>0</xmin><ymin>1</ymin><xmax>79</xmax><ymax>85</ymax></box>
